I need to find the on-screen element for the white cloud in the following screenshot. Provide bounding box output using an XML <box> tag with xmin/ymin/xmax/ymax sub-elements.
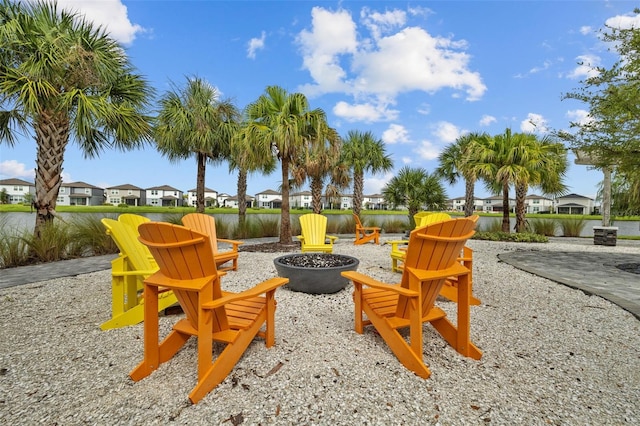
<box><xmin>247</xmin><ymin>31</ymin><xmax>266</xmax><ymax>59</ymax></box>
<box><xmin>54</xmin><ymin>0</ymin><xmax>145</xmax><ymax>45</ymax></box>
<box><xmin>296</xmin><ymin>7</ymin><xmax>358</xmax><ymax>96</ymax></box>
<box><xmin>479</xmin><ymin>115</ymin><xmax>496</xmax><ymax>126</ymax></box>
<box><xmin>529</xmin><ymin>60</ymin><xmax>551</xmax><ymax>74</ymax></box>
<box><xmin>382</xmin><ymin>124</ymin><xmax>410</xmax><ymax>144</ymax></box>
<box><xmin>433</xmin><ymin>121</ymin><xmax>463</xmax><ymax>143</ymax></box>
<box><xmin>579</xmin><ymin>25</ymin><xmax>592</xmax><ymax>35</ymax></box>
<box><xmin>297</xmin><ymin>6</ymin><xmax>486</xmax><ymax>122</ymax></box>
<box><xmin>364</xmin><ymin>172</ymin><xmax>395</xmax><ymax>194</ymax></box>
<box><xmin>0</xmin><ymin>160</ymin><xmax>35</xmax><ymax>179</ymax></box>
<box><xmin>417</xmin><ymin>103</ymin><xmax>431</xmax><ymax>115</ymax></box>
<box><xmin>360</xmin><ymin>7</ymin><xmax>407</xmax><ymax>40</ymax></box>
<box><xmin>401</xmin><ymin>156</ymin><xmax>413</xmax><ymax>164</ymax></box>
<box><xmin>605</xmin><ymin>12</ymin><xmax>640</xmax><ymax>30</ymax></box>
<box><xmin>332</xmin><ymin>100</ymin><xmax>398</xmax><ymax>122</ymax></box>
<box><xmin>520</xmin><ymin>113</ymin><xmax>549</xmax><ymax>134</ymax></box>
<box><xmin>416</xmin><ymin>140</ymin><xmax>440</xmax><ymax>160</ymax></box>
<box><xmin>566</xmin><ymin>109</ymin><xmax>592</xmax><ymax>126</ymax></box>
<box><xmin>566</xmin><ymin>54</ymin><xmax>601</xmax><ymax>79</ymax></box>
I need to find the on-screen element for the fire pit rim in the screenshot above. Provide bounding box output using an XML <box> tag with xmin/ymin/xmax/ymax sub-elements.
<box><xmin>272</xmin><ymin>253</ymin><xmax>360</xmax><ymax>294</ymax></box>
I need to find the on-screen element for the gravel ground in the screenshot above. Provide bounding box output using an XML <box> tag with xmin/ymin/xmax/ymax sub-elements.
<box><xmin>1</xmin><ymin>239</ymin><xmax>639</xmax><ymax>425</ymax></box>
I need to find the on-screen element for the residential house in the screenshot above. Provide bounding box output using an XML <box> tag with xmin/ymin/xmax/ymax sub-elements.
<box><xmin>255</xmin><ymin>189</ymin><xmax>282</xmax><ymax>209</ymax></box>
<box><xmin>447</xmin><ymin>196</ymin><xmax>484</xmax><ymax>213</ymax></box>
<box><xmin>217</xmin><ymin>192</ymin><xmax>232</xmax><ymax>208</ymax></box>
<box><xmin>339</xmin><ymin>194</ymin><xmax>354</xmax><ymax>210</ymax></box>
<box><xmin>57</xmin><ymin>181</ymin><xmax>104</xmax><ymax>206</ymax></box>
<box><xmin>525</xmin><ymin>194</ymin><xmax>554</xmax><ymax>214</ymax></box>
<box><xmin>145</xmin><ymin>185</ymin><xmax>183</xmax><ymax>207</ymax></box>
<box><xmin>225</xmin><ymin>194</ymin><xmax>255</xmax><ymax>209</ymax></box>
<box><xmin>363</xmin><ymin>193</ymin><xmax>387</xmax><ymax>210</ymax></box>
<box><xmin>479</xmin><ymin>195</ymin><xmax>515</xmax><ymax>213</ymax></box>
<box><xmin>555</xmin><ymin>193</ymin><xmax>594</xmax><ymax>215</ymax></box>
<box><xmin>186</xmin><ymin>187</ymin><xmax>218</xmax><ymax>207</ymax></box>
<box><xmin>105</xmin><ymin>184</ymin><xmax>146</xmax><ymax>206</ymax></box>
<box><xmin>290</xmin><ymin>191</ymin><xmax>313</xmax><ymax>209</ymax></box>
<box><xmin>0</xmin><ymin>178</ymin><xmax>35</xmax><ymax>204</ymax></box>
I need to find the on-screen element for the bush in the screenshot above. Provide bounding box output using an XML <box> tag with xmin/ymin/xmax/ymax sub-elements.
<box><xmin>557</xmin><ymin>217</ymin><xmax>587</xmax><ymax>237</ymax></box>
<box><xmin>480</xmin><ymin>219</ymin><xmax>503</xmax><ymax>233</ymax></box>
<box><xmin>381</xmin><ymin>219</ymin><xmax>407</xmax><ymax>234</ymax></box>
<box><xmin>69</xmin><ymin>214</ymin><xmax>118</xmax><ymax>256</ymax></box>
<box><xmin>472</xmin><ymin>231</ymin><xmax>549</xmax><ymax>243</ymax></box>
<box><xmin>529</xmin><ymin>218</ymin><xmax>557</xmax><ymax>236</ymax></box>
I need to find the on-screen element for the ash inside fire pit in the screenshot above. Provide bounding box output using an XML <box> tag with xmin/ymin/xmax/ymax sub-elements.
<box><xmin>277</xmin><ymin>253</ymin><xmax>355</xmax><ymax>268</ymax></box>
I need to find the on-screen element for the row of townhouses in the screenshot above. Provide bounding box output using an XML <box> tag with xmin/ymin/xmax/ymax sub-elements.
<box><xmin>0</xmin><ymin>178</ymin><xmax>597</xmax><ymax>214</ymax></box>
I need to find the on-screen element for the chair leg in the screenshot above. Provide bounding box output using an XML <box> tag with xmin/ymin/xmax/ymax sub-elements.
<box><xmin>189</xmin><ymin>314</ymin><xmax>265</xmax><ymax>404</ymax></box>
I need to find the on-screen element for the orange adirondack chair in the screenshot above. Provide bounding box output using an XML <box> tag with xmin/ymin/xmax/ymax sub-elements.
<box><xmin>100</xmin><ymin>218</ymin><xmax>178</xmax><ymax>330</ymax></box>
<box><xmin>389</xmin><ymin>214</ymin><xmax>481</xmax><ymax>305</ymax></box>
<box><xmin>342</xmin><ymin>216</ymin><xmax>482</xmax><ymax>379</ymax></box>
<box><xmin>181</xmin><ymin>213</ymin><xmax>243</xmax><ymax>272</ymax></box>
<box><xmin>296</xmin><ymin>213</ymin><xmax>337</xmax><ymax>253</ymax></box>
<box><xmin>353</xmin><ymin>214</ymin><xmax>380</xmax><ymax>245</ymax></box>
<box><xmin>132</xmin><ymin>222</ymin><xmax>288</xmax><ymax>404</ymax></box>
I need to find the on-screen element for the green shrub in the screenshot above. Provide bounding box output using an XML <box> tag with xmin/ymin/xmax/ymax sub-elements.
<box><xmin>69</xmin><ymin>214</ymin><xmax>118</xmax><ymax>255</ymax></box>
<box><xmin>0</xmin><ymin>226</ymin><xmax>30</xmax><ymax>268</ymax></box>
<box><xmin>529</xmin><ymin>218</ymin><xmax>557</xmax><ymax>236</ymax></box>
<box><xmin>557</xmin><ymin>217</ymin><xmax>587</xmax><ymax>237</ymax></box>
<box><xmin>481</xmin><ymin>219</ymin><xmax>503</xmax><ymax>233</ymax></box>
<box><xmin>24</xmin><ymin>220</ymin><xmax>75</xmax><ymax>262</ymax></box>
<box><xmin>381</xmin><ymin>219</ymin><xmax>407</xmax><ymax>234</ymax></box>
<box><xmin>472</xmin><ymin>231</ymin><xmax>548</xmax><ymax>243</ymax></box>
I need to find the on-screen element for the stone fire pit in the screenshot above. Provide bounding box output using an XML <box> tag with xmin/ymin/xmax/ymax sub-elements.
<box><xmin>273</xmin><ymin>253</ymin><xmax>359</xmax><ymax>294</ymax></box>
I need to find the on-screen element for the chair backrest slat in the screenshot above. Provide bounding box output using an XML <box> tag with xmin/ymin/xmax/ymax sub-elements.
<box><xmin>182</xmin><ymin>213</ymin><xmax>220</xmax><ymax>254</ymax></box>
<box><xmin>299</xmin><ymin>213</ymin><xmax>328</xmax><ymax>245</ymax></box>
<box><xmin>102</xmin><ymin>218</ymin><xmax>156</xmax><ymax>272</ymax></box>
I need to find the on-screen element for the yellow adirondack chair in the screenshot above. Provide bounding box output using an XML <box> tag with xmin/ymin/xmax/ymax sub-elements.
<box><xmin>353</xmin><ymin>214</ymin><xmax>380</xmax><ymax>245</ymax></box>
<box><xmin>131</xmin><ymin>222</ymin><xmax>288</xmax><ymax>404</ymax></box>
<box><xmin>181</xmin><ymin>213</ymin><xmax>243</xmax><ymax>272</ymax></box>
<box><xmin>342</xmin><ymin>216</ymin><xmax>482</xmax><ymax>379</ymax></box>
<box><xmin>296</xmin><ymin>213</ymin><xmax>337</xmax><ymax>253</ymax></box>
<box><xmin>100</xmin><ymin>218</ymin><xmax>178</xmax><ymax>330</ymax></box>
<box><xmin>118</xmin><ymin>213</ymin><xmax>151</xmax><ymax>230</ymax></box>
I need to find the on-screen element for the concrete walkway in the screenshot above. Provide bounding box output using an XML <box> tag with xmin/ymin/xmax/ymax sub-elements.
<box><xmin>499</xmin><ymin>238</ymin><xmax>640</xmax><ymax>320</ymax></box>
<box><xmin>1</xmin><ymin>237</ymin><xmax>639</xmax><ymax>320</ymax></box>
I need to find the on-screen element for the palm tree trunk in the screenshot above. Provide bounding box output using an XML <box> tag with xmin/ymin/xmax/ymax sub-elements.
<box><xmin>237</xmin><ymin>168</ymin><xmax>248</xmax><ymax>231</ymax></box>
<box><xmin>464</xmin><ymin>178</ymin><xmax>475</xmax><ymax>217</ymax></box>
<box><xmin>353</xmin><ymin>171</ymin><xmax>364</xmax><ymax>216</ymax></box>
<box><xmin>279</xmin><ymin>159</ymin><xmax>292</xmax><ymax>244</ymax></box>
<box><xmin>195</xmin><ymin>152</ymin><xmax>206</xmax><ymax>213</ymax></box>
<box><xmin>515</xmin><ymin>182</ymin><xmax>527</xmax><ymax>232</ymax></box>
<box><xmin>311</xmin><ymin>177</ymin><xmax>323</xmax><ymax>214</ymax></box>
<box><xmin>33</xmin><ymin>113</ymin><xmax>69</xmax><ymax>238</ymax></box>
<box><xmin>502</xmin><ymin>181</ymin><xmax>511</xmax><ymax>233</ymax></box>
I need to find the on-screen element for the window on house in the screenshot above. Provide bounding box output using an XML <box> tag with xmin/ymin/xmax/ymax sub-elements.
<box><xmin>60</xmin><ymin>188</ymin><xmax>65</xmax><ymax>193</ymax></box>
<box><xmin>151</xmin><ymin>190</ymin><xmax>158</xmax><ymax>195</ymax></box>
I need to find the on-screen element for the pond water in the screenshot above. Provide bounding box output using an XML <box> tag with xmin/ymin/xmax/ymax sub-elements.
<box><xmin>2</xmin><ymin>211</ymin><xmax>639</xmax><ymax>238</ymax></box>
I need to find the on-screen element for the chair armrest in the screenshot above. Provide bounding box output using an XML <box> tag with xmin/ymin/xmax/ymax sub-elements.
<box><xmin>360</xmin><ymin>226</ymin><xmax>380</xmax><ymax>231</ymax></box>
<box><xmin>296</xmin><ymin>235</ymin><xmax>304</xmax><ymax>243</ymax></box>
<box><xmin>327</xmin><ymin>235</ymin><xmax>338</xmax><ymax>243</ymax></box>
<box><xmin>217</xmin><ymin>238</ymin><xmax>243</xmax><ymax>251</ymax></box>
<box><xmin>388</xmin><ymin>240</ymin><xmax>408</xmax><ymax>250</ymax></box>
<box><xmin>203</xmin><ymin>277</ymin><xmax>288</xmax><ymax>309</ymax></box>
<box><xmin>406</xmin><ymin>262</ymin><xmax>469</xmax><ymax>281</ymax></box>
<box><xmin>341</xmin><ymin>271</ymin><xmax>417</xmax><ymax>297</ymax></box>
<box><xmin>112</xmin><ymin>269</ymin><xmax>158</xmax><ymax>277</ymax></box>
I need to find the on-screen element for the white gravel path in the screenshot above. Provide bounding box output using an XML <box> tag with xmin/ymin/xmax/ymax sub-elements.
<box><xmin>0</xmin><ymin>239</ymin><xmax>639</xmax><ymax>425</ymax></box>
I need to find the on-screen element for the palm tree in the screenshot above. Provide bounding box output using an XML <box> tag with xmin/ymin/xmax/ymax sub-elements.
<box><xmin>382</xmin><ymin>166</ymin><xmax>447</xmax><ymax>227</ymax></box>
<box><xmin>436</xmin><ymin>132</ymin><xmax>489</xmax><ymax>217</ymax></box>
<box><xmin>243</xmin><ymin>86</ymin><xmax>329</xmax><ymax>244</ymax></box>
<box><xmin>154</xmin><ymin>76</ymin><xmax>240</xmax><ymax>213</ymax></box>
<box><xmin>290</xmin><ymin>126</ymin><xmax>348</xmax><ymax>213</ymax></box>
<box><xmin>231</xmin><ymin>122</ymin><xmax>276</xmax><ymax>230</ymax></box>
<box><xmin>512</xmin><ymin>134</ymin><xmax>568</xmax><ymax>232</ymax></box>
<box><xmin>0</xmin><ymin>1</ymin><xmax>153</xmax><ymax>237</ymax></box>
<box><xmin>341</xmin><ymin>130</ymin><xmax>393</xmax><ymax>217</ymax></box>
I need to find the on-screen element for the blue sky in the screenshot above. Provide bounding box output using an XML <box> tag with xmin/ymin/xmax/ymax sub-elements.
<box><xmin>2</xmin><ymin>0</ymin><xmax>639</xmax><ymax>201</ymax></box>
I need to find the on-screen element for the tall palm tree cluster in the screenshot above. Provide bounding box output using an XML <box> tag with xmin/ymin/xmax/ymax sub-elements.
<box><xmin>1</xmin><ymin>0</ymin><xmax>573</xmax><ymax>247</ymax></box>
<box><xmin>436</xmin><ymin>130</ymin><xmax>568</xmax><ymax>233</ymax></box>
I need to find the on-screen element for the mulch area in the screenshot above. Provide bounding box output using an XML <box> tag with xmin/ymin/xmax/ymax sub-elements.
<box><xmin>239</xmin><ymin>242</ymin><xmax>301</xmax><ymax>253</ymax></box>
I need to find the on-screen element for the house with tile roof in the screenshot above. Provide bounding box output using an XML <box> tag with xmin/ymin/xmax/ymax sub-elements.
<box><xmin>57</xmin><ymin>181</ymin><xmax>104</xmax><ymax>206</ymax></box>
<box><xmin>145</xmin><ymin>185</ymin><xmax>183</xmax><ymax>207</ymax></box>
<box><xmin>105</xmin><ymin>184</ymin><xmax>146</xmax><ymax>206</ymax></box>
<box><xmin>0</xmin><ymin>178</ymin><xmax>35</xmax><ymax>204</ymax></box>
